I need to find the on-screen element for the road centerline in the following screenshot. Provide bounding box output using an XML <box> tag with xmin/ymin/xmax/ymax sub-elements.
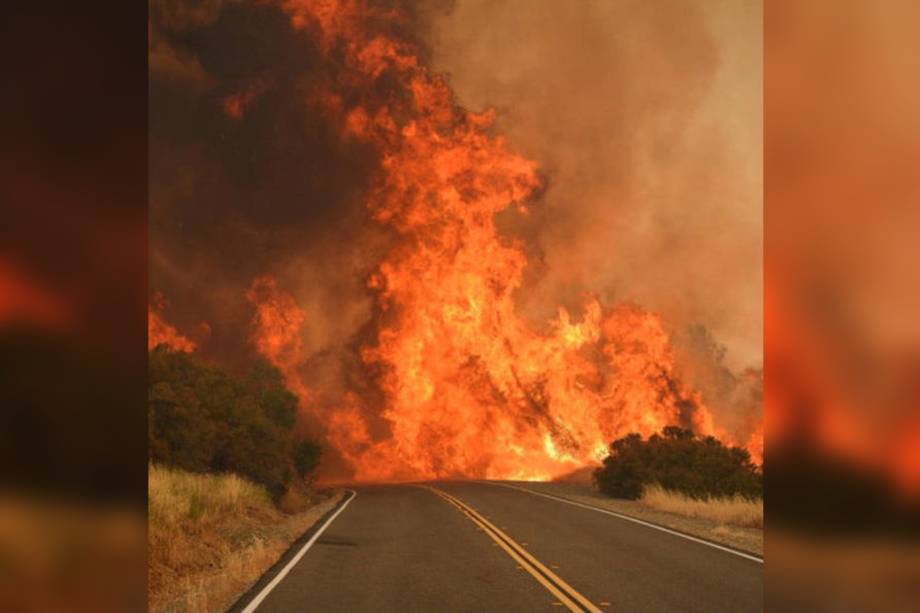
<box><xmin>424</xmin><ymin>485</ymin><xmax>603</xmax><ymax>613</ymax></box>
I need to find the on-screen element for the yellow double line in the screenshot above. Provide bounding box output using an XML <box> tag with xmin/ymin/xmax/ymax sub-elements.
<box><xmin>426</xmin><ymin>486</ymin><xmax>602</xmax><ymax>613</ymax></box>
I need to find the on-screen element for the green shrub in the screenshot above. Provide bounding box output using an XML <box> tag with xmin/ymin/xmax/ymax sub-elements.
<box><xmin>148</xmin><ymin>346</ymin><xmax>321</xmax><ymax>498</ymax></box>
<box><xmin>594</xmin><ymin>426</ymin><xmax>762</xmax><ymax>500</ymax></box>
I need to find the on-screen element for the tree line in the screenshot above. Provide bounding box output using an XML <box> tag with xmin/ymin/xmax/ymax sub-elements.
<box><xmin>148</xmin><ymin>346</ymin><xmax>321</xmax><ymax>499</ymax></box>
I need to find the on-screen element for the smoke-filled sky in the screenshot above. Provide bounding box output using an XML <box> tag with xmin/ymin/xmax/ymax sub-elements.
<box><xmin>150</xmin><ymin>0</ymin><xmax>762</xmax><ymax>445</ymax></box>
<box><xmin>150</xmin><ymin>0</ymin><xmax>385</xmax><ymax>370</ymax></box>
<box><xmin>423</xmin><ymin>0</ymin><xmax>762</xmax><ymax>371</ymax></box>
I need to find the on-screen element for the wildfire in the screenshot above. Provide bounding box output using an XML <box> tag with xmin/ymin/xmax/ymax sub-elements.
<box><xmin>243</xmin><ymin>0</ymin><xmax>761</xmax><ymax>481</ymax></box>
<box><xmin>148</xmin><ymin>293</ymin><xmax>196</xmax><ymax>352</ymax></box>
<box><xmin>246</xmin><ymin>276</ymin><xmax>311</xmax><ymax>403</ymax></box>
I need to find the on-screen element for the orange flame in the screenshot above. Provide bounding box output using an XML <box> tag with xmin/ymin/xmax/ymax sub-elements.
<box><xmin>268</xmin><ymin>0</ymin><xmax>759</xmax><ymax>480</ymax></box>
<box><xmin>745</xmin><ymin>420</ymin><xmax>764</xmax><ymax>466</ymax></box>
<box><xmin>148</xmin><ymin>293</ymin><xmax>196</xmax><ymax>352</ymax></box>
<box><xmin>246</xmin><ymin>276</ymin><xmax>311</xmax><ymax>403</ymax></box>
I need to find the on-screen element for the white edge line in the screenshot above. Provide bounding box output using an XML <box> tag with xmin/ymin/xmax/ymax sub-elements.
<box><xmin>241</xmin><ymin>489</ymin><xmax>357</xmax><ymax>613</ymax></box>
<box><xmin>479</xmin><ymin>481</ymin><xmax>764</xmax><ymax>564</ymax></box>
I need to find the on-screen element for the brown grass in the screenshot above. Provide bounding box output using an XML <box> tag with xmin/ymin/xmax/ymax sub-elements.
<box><xmin>148</xmin><ymin>464</ymin><xmax>340</xmax><ymax>613</ymax></box>
<box><xmin>640</xmin><ymin>483</ymin><xmax>763</xmax><ymax>529</ymax></box>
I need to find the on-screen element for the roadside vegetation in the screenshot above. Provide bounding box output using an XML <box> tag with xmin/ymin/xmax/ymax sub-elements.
<box><xmin>148</xmin><ymin>465</ymin><xmax>340</xmax><ymax>613</ymax></box>
<box><xmin>641</xmin><ymin>483</ymin><xmax>763</xmax><ymax>528</ymax></box>
<box><xmin>594</xmin><ymin>426</ymin><xmax>763</xmax><ymax>529</ymax></box>
<box><xmin>149</xmin><ymin>346</ymin><xmax>322</xmax><ymax>499</ymax></box>
<box><xmin>148</xmin><ymin>347</ymin><xmax>330</xmax><ymax>613</ymax></box>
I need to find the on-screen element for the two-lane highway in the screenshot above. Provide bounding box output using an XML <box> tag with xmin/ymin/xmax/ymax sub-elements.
<box><xmin>232</xmin><ymin>482</ymin><xmax>762</xmax><ymax>613</ymax></box>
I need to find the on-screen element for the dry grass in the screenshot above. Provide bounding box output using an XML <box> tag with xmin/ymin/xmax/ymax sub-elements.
<box><xmin>148</xmin><ymin>465</ymin><xmax>340</xmax><ymax>613</ymax></box>
<box><xmin>149</xmin><ymin>465</ymin><xmax>276</xmax><ymax>531</ymax></box>
<box><xmin>641</xmin><ymin>483</ymin><xmax>763</xmax><ymax>529</ymax></box>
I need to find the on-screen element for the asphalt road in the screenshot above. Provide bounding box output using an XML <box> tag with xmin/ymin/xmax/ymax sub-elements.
<box><xmin>234</xmin><ymin>481</ymin><xmax>762</xmax><ymax>613</ymax></box>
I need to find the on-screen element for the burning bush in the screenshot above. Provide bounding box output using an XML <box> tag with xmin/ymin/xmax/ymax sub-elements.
<box><xmin>594</xmin><ymin>426</ymin><xmax>762</xmax><ymax>500</ymax></box>
<box><xmin>148</xmin><ymin>346</ymin><xmax>321</xmax><ymax>498</ymax></box>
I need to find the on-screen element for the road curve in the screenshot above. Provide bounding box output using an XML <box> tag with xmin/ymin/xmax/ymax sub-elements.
<box><xmin>232</xmin><ymin>481</ymin><xmax>762</xmax><ymax>613</ymax></box>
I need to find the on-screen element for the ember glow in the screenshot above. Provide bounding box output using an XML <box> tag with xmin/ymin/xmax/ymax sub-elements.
<box><xmin>232</xmin><ymin>0</ymin><xmax>756</xmax><ymax>481</ymax></box>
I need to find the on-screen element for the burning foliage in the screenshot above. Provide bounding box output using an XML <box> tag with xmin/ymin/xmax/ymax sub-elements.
<box><xmin>150</xmin><ymin>0</ymin><xmax>763</xmax><ymax>481</ymax></box>
<box><xmin>148</xmin><ymin>293</ymin><xmax>199</xmax><ymax>352</ymax></box>
<box><xmin>148</xmin><ymin>311</ymin><xmax>197</xmax><ymax>353</ymax></box>
<box><xmin>234</xmin><ymin>0</ymin><xmax>742</xmax><ymax>481</ymax></box>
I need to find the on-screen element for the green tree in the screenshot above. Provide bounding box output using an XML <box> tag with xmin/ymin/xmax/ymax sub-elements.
<box><xmin>148</xmin><ymin>347</ymin><xmax>322</xmax><ymax>499</ymax></box>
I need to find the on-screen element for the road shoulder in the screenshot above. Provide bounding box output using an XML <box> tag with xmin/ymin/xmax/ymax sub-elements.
<box><xmin>497</xmin><ymin>481</ymin><xmax>763</xmax><ymax>557</ymax></box>
<box><xmin>220</xmin><ymin>490</ymin><xmax>348</xmax><ymax>613</ymax></box>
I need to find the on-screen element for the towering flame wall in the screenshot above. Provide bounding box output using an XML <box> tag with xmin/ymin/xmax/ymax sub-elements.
<box><xmin>240</xmin><ymin>0</ymin><xmax>748</xmax><ymax>481</ymax></box>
